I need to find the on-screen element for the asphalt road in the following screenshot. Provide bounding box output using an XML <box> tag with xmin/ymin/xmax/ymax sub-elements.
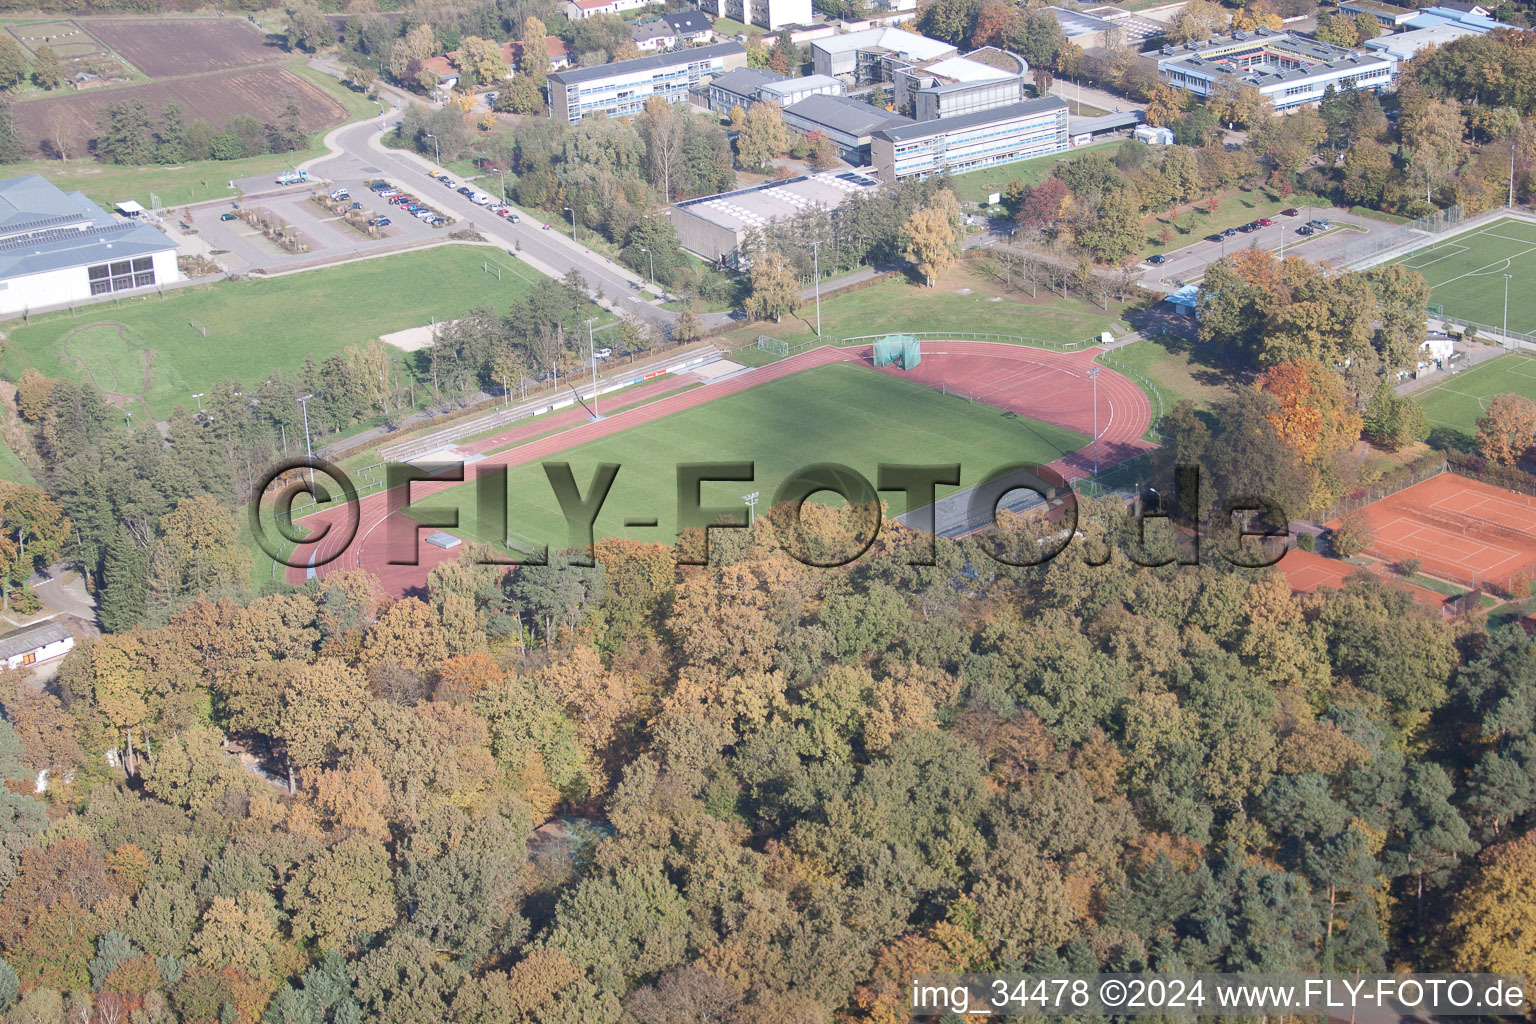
<box><xmin>1139</xmin><ymin>205</ymin><xmax>1397</xmax><ymax>290</ymax></box>
<box><xmin>216</xmin><ymin>115</ymin><xmax>679</xmax><ymax>334</ymax></box>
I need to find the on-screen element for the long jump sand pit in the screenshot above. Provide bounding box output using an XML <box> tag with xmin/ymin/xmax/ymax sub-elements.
<box><xmin>1328</xmin><ymin>473</ymin><xmax>1536</xmax><ymax>595</ymax></box>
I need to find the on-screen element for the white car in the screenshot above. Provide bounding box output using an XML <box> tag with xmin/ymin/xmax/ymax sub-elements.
<box><xmin>416</xmin><ymin>209</ymin><xmax>435</xmax><ymax>220</ymax></box>
<box><xmin>595</xmin><ymin>347</ymin><xmax>613</xmax><ymax>358</ymax></box>
<box><xmin>472</xmin><ymin>194</ymin><xmax>494</xmax><ymax>206</ymax></box>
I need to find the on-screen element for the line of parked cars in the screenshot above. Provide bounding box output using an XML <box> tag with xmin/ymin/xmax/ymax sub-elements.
<box><xmin>429</xmin><ymin>170</ymin><xmax>520</xmax><ymax>221</ymax></box>
<box><xmin>368</xmin><ymin>179</ymin><xmax>447</xmax><ymax>228</ymax></box>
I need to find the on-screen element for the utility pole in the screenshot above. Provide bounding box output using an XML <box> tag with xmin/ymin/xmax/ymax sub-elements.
<box><xmin>1505</xmin><ymin>273</ymin><xmax>1514</xmax><ymax>348</ymax></box>
<box><xmin>1511</xmin><ymin>146</ymin><xmax>1517</xmax><ymax>209</ymax></box>
<box><xmin>811</xmin><ymin>239</ymin><xmax>823</xmax><ymax>337</ymax></box>
<box><xmin>564</xmin><ymin>205</ymin><xmax>577</xmax><ymax>240</ymax></box>
<box><xmin>1087</xmin><ymin>366</ymin><xmax>1100</xmax><ymax>478</ymax></box>
<box><xmin>586</xmin><ymin>317</ymin><xmax>601</xmax><ymax>419</ymax></box>
<box><xmin>742</xmin><ymin>490</ymin><xmax>760</xmax><ymax>527</ymax></box>
<box><xmin>424</xmin><ymin>131</ymin><xmax>439</xmax><ymax>166</ymax></box>
<box><xmin>639</xmin><ymin>246</ymin><xmax>655</xmax><ymax>286</ymax></box>
<box><xmin>297</xmin><ymin>393</ymin><xmax>316</xmax><ymax>491</ymax></box>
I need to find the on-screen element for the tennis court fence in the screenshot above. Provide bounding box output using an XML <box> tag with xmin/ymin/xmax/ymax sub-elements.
<box><xmin>1341</xmin><ymin>204</ymin><xmax>1536</xmax><ymax>271</ymax></box>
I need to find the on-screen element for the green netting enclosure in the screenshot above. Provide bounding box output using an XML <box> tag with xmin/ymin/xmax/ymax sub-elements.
<box><xmin>872</xmin><ymin>334</ymin><xmax>921</xmax><ymax>369</ymax></box>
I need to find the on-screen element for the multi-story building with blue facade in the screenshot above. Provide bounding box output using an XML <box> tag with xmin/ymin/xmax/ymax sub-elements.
<box><xmin>869</xmin><ymin>96</ymin><xmax>1068</xmax><ymax>183</ymax></box>
<box><xmin>547</xmin><ymin>42</ymin><xmax>747</xmax><ymax>123</ymax></box>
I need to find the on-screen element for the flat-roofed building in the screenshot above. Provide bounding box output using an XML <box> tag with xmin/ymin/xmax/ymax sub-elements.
<box><xmin>708</xmin><ymin>67</ymin><xmax>787</xmax><ymax>112</ymax></box>
<box><xmin>1148</xmin><ymin>30</ymin><xmax>1396</xmax><ymax>111</ymax></box>
<box><xmin>869</xmin><ymin>96</ymin><xmax>1068</xmax><ymax>182</ymax></box>
<box><xmin>0</xmin><ymin>175</ymin><xmax>180</xmax><ymax>316</ymax></box>
<box><xmin>1363</xmin><ymin>22</ymin><xmax>1477</xmax><ymax>60</ymax></box>
<box><xmin>892</xmin><ymin>46</ymin><xmax>1028</xmax><ymax>121</ymax></box>
<box><xmin>547</xmin><ymin>42</ymin><xmax>747</xmax><ymax>122</ymax></box>
<box><xmin>698</xmin><ymin>0</ymin><xmax>811</xmax><ymax>32</ymax></box>
<box><xmin>811</xmin><ymin>26</ymin><xmax>956</xmax><ymax>81</ymax></box>
<box><xmin>759</xmin><ymin>73</ymin><xmax>844</xmax><ymax>106</ymax></box>
<box><xmin>781</xmin><ymin>93</ymin><xmax>913</xmax><ymax>163</ymax></box>
<box><xmin>671</xmin><ymin>171</ymin><xmax>883</xmax><ymax>262</ymax></box>
<box><xmin>1336</xmin><ymin>0</ymin><xmax>1419</xmax><ymax>26</ymax></box>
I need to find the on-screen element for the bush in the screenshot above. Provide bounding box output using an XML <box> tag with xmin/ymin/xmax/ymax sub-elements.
<box><xmin>1331</xmin><ymin>508</ymin><xmax>1376</xmax><ymax>558</ymax></box>
<box><xmin>1297</xmin><ymin>531</ymin><xmax>1316</xmax><ymax>552</ymax></box>
<box><xmin>1398</xmin><ymin>556</ymin><xmax>1422</xmax><ymax>577</ymax></box>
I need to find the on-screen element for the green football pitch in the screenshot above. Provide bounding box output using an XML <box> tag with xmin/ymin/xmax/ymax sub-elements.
<box><xmin>403</xmin><ymin>362</ymin><xmax>1090</xmax><ymax>551</ymax></box>
<box><xmin>1415</xmin><ymin>351</ymin><xmax>1536</xmax><ymax>439</ymax></box>
<box><xmin>1393</xmin><ymin>217</ymin><xmax>1536</xmax><ymax>334</ymax></box>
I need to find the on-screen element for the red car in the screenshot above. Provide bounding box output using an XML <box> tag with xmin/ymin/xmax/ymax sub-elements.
<box><xmin>1280</xmin><ymin>208</ymin><xmax>1300</xmax><ymax>217</ymax></box>
<box><xmin>1258</xmin><ymin>217</ymin><xmax>1273</xmax><ymax>226</ymax></box>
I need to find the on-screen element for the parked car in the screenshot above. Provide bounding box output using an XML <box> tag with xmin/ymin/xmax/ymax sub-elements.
<box><xmin>219</xmin><ymin>212</ymin><xmax>238</xmax><ymax>221</ymax></box>
<box><xmin>1280</xmin><ymin>208</ymin><xmax>1300</xmax><ymax>217</ymax></box>
<box><xmin>329</xmin><ymin>188</ymin><xmax>349</xmax><ymax>201</ymax></box>
<box><xmin>1147</xmin><ymin>254</ymin><xmax>1166</xmax><ymax>265</ymax></box>
<box><xmin>1239</xmin><ymin>222</ymin><xmax>1257</xmax><ymax>233</ymax></box>
<box><xmin>1297</xmin><ymin>225</ymin><xmax>1314</xmax><ymax>236</ymax></box>
<box><xmin>595</xmin><ymin>347</ymin><xmax>613</xmax><ymax>358</ymax></box>
<box><xmin>350</xmin><ymin>201</ymin><xmax>363</xmax><ymax>210</ymax></box>
<box><xmin>441</xmin><ymin>178</ymin><xmax>456</xmax><ymax>188</ymax></box>
<box><xmin>1222</xmin><ymin>228</ymin><xmax>1237</xmax><ymax>238</ymax></box>
<box><xmin>1258</xmin><ymin>217</ymin><xmax>1273</xmax><ymax>226</ymax></box>
<box><xmin>1307</xmin><ymin>218</ymin><xmax>1330</xmax><ymax>229</ymax></box>
<box><xmin>430</xmin><ymin>216</ymin><xmax>447</xmax><ymax>227</ymax></box>
<box><xmin>369</xmin><ymin>181</ymin><xmax>391</xmax><ymax>192</ymax></box>
<box><xmin>1206</xmin><ymin>234</ymin><xmax>1223</xmax><ymax>243</ymax></box>
<box><xmin>472</xmin><ymin>194</ymin><xmax>493</xmax><ymax>206</ymax></box>
<box><xmin>374</xmin><ymin>216</ymin><xmax>391</xmax><ymax>227</ymax></box>
<box><xmin>457</xmin><ymin>186</ymin><xmax>474</xmax><ymax>197</ymax></box>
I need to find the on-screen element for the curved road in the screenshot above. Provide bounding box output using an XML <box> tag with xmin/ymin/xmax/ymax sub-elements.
<box><xmin>277</xmin><ymin>342</ymin><xmax>1153</xmax><ymax>596</ymax></box>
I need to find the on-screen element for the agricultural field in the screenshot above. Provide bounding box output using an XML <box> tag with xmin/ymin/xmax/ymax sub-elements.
<box><xmin>0</xmin><ymin>246</ymin><xmax>572</xmax><ymax>423</ymax></box>
<box><xmin>5</xmin><ymin>18</ymin><xmax>136</xmax><ymax>91</ymax></box>
<box><xmin>14</xmin><ymin>64</ymin><xmax>346</xmax><ymax>160</ymax></box>
<box><xmin>404</xmin><ymin>362</ymin><xmax>1090</xmax><ymax>550</ymax></box>
<box><xmin>87</xmin><ymin>17</ymin><xmax>283</xmax><ymax>77</ymax></box>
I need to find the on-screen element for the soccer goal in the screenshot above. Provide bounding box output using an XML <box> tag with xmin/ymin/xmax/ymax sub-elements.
<box><xmin>872</xmin><ymin>334</ymin><xmax>921</xmax><ymax>369</ymax></box>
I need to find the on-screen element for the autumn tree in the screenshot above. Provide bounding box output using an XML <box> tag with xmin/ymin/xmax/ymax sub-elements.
<box><xmin>0</xmin><ymin>482</ymin><xmax>68</xmax><ymax>610</ymax></box>
<box><xmin>1477</xmin><ymin>393</ymin><xmax>1536</xmax><ymax>465</ymax></box>
<box><xmin>1256</xmin><ymin>359</ymin><xmax>1363</xmax><ymax>467</ymax></box>
<box><xmin>905</xmin><ymin>190</ymin><xmax>963</xmax><ymax>287</ymax></box>
<box><xmin>457</xmin><ymin>36</ymin><xmax>508</xmax><ymax>87</ymax></box>
<box><xmin>30</xmin><ymin>44</ymin><xmax>61</xmax><ymax>91</ymax></box>
<box><xmin>743</xmin><ymin>250</ymin><xmax>800</xmax><ymax>323</ymax></box>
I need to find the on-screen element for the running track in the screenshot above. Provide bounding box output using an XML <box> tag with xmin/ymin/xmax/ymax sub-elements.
<box><xmin>279</xmin><ymin>343</ymin><xmax>1154</xmax><ymax>596</ymax></box>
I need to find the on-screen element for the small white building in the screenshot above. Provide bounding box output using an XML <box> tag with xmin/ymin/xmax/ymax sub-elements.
<box><xmin>565</xmin><ymin>0</ymin><xmax>647</xmax><ymax>19</ymax></box>
<box><xmin>0</xmin><ymin>620</ymin><xmax>73</xmax><ymax>671</ymax></box>
<box><xmin>0</xmin><ymin>175</ymin><xmax>180</xmax><ymax>316</ymax></box>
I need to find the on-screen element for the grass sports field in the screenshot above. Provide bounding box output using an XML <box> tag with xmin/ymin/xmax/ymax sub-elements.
<box><xmin>1416</xmin><ymin>351</ymin><xmax>1536</xmax><ymax>440</ymax></box>
<box><xmin>404</xmin><ymin>362</ymin><xmax>1089</xmax><ymax>549</ymax></box>
<box><xmin>1</xmin><ymin>246</ymin><xmax>591</xmax><ymax>422</ymax></box>
<box><xmin>1394</xmin><ymin>217</ymin><xmax>1536</xmax><ymax>334</ymax></box>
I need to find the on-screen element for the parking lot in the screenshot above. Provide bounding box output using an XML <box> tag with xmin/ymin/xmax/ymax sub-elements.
<box><xmin>181</xmin><ymin>165</ymin><xmax>516</xmax><ymax>273</ymax></box>
<box><xmin>1139</xmin><ymin>205</ymin><xmax>1400</xmax><ymax>291</ymax></box>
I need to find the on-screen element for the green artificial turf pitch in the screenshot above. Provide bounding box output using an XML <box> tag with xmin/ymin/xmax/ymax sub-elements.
<box><xmin>1415</xmin><ymin>351</ymin><xmax>1536</xmax><ymax>438</ymax></box>
<box><xmin>1394</xmin><ymin>217</ymin><xmax>1536</xmax><ymax>334</ymax></box>
<box><xmin>403</xmin><ymin>361</ymin><xmax>1090</xmax><ymax>550</ymax></box>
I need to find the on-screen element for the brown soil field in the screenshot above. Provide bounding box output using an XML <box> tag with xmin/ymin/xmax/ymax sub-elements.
<box><xmin>86</xmin><ymin>17</ymin><xmax>284</xmax><ymax>78</ymax></box>
<box><xmin>14</xmin><ymin>65</ymin><xmax>345</xmax><ymax>158</ymax></box>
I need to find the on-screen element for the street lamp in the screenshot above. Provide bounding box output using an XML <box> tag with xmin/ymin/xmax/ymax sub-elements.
<box><xmin>639</xmin><ymin>246</ymin><xmax>654</xmax><ymax>286</ymax></box>
<box><xmin>585</xmin><ymin>317</ymin><xmax>601</xmax><ymax>420</ymax></box>
<box><xmin>1087</xmin><ymin>366</ymin><xmax>1101</xmax><ymax>479</ymax></box>
<box><xmin>810</xmin><ymin>239</ymin><xmax>823</xmax><ymax>337</ymax></box>
<box><xmin>297</xmin><ymin>393</ymin><xmax>316</xmax><ymax>491</ymax></box>
<box><xmin>423</xmin><ymin>131</ymin><xmax>440</xmax><ymax>166</ymax></box>
<box><xmin>564</xmin><ymin>205</ymin><xmax>577</xmax><ymax>240</ymax></box>
<box><xmin>1505</xmin><ymin>273</ymin><xmax>1514</xmax><ymax>348</ymax></box>
<box><xmin>497</xmin><ymin>167</ymin><xmax>506</xmax><ymax>203</ymax></box>
<box><xmin>742</xmin><ymin>490</ymin><xmax>760</xmax><ymax>527</ymax></box>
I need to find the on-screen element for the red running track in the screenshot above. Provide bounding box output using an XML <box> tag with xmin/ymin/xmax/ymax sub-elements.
<box><xmin>279</xmin><ymin>343</ymin><xmax>1153</xmax><ymax>596</ymax></box>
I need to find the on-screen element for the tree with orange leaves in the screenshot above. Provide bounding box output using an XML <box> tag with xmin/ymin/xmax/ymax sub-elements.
<box><xmin>1257</xmin><ymin>358</ymin><xmax>1363</xmax><ymax>467</ymax></box>
<box><xmin>1476</xmin><ymin>393</ymin><xmax>1536</xmax><ymax>466</ymax></box>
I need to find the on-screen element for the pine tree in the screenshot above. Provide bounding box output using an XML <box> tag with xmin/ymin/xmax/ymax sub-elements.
<box><xmin>97</xmin><ymin>526</ymin><xmax>147</xmax><ymax>633</ymax></box>
<box><xmin>0</xmin><ymin>101</ymin><xmax>22</xmax><ymax>164</ymax></box>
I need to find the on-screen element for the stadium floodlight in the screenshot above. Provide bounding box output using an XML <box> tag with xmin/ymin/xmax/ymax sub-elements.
<box><xmin>1505</xmin><ymin>274</ymin><xmax>1514</xmax><ymax>349</ymax></box>
<box><xmin>1087</xmin><ymin>366</ymin><xmax>1101</xmax><ymax>479</ymax></box>
<box><xmin>586</xmin><ymin>318</ymin><xmax>602</xmax><ymax>420</ymax></box>
<box><xmin>742</xmin><ymin>491</ymin><xmax>761</xmax><ymax>527</ymax></box>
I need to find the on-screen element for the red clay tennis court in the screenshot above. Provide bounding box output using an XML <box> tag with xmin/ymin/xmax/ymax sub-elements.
<box><xmin>1279</xmin><ymin>549</ymin><xmax>1448</xmax><ymax>614</ymax></box>
<box><xmin>1329</xmin><ymin>474</ymin><xmax>1536</xmax><ymax>595</ymax></box>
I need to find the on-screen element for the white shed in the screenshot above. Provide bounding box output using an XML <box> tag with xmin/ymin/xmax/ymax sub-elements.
<box><xmin>0</xmin><ymin>620</ymin><xmax>73</xmax><ymax>671</ymax></box>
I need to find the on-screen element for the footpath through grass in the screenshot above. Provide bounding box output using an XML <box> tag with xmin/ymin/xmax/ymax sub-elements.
<box><xmin>1416</xmin><ymin>351</ymin><xmax>1536</xmax><ymax>441</ymax></box>
<box><xmin>406</xmin><ymin>361</ymin><xmax>1089</xmax><ymax>549</ymax></box>
<box><xmin>2</xmin><ymin>245</ymin><xmax>579</xmax><ymax>422</ymax></box>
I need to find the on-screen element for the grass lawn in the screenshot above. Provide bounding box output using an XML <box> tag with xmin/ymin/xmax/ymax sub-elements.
<box><xmin>1097</xmin><ymin>334</ymin><xmax>1233</xmax><ymax>413</ymax></box>
<box><xmin>1139</xmin><ymin>188</ymin><xmax>1327</xmax><ymax>260</ymax></box>
<box><xmin>20</xmin><ymin>61</ymin><xmax>375</xmax><ymax>211</ymax></box>
<box><xmin>945</xmin><ymin>141</ymin><xmax>1122</xmax><ymax>205</ymax></box>
<box><xmin>2</xmin><ymin>245</ymin><xmax>593</xmax><ymax>422</ymax></box>
<box><xmin>403</xmin><ymin>361</ymin><xmax>1089</xmax><ymax>549</ymax></box>
<box><xmin>1392</xmin><ymin>217</ymin><xmax>1536</xmax><ymax>333</ymax></box>
<box><xmin>0</xmin><ymin>439</ymin><xmax>35</xmax><ymax>486</ymax></box>
<box><xmin>1415</xmin><ymin>351</ymin><xmax>1536</xmax><ymax>442</ymax></box>
<box><xmin>714</xmin><ymin>263</ymin><xmax>1129</xmax><ymax>353</ymax></box>
<box><xmin>711</xmin><ymin>16</ymin><xmax>754</xmax><ymax>36</ymax></box>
